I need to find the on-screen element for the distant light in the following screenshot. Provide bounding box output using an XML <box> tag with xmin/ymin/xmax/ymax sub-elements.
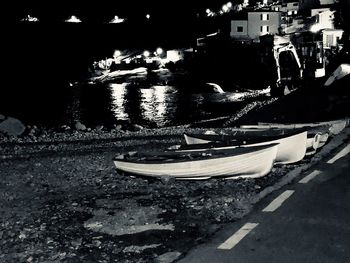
<box><xmin>109</xmin><ymin>15</ymin><xmax>125</xmax><ymax>24</ymax></box>
<box><xmin>156</xmin><ymin>48</ymin><xmax>163</xmax><ymax>55</ymax></box>
<box><xmin>146</xmin><ymin>14</ymin><xmax>151</xmax><ymax>19</ymax></box>
<box><xmin>206</xmin><ymin>8</ymin><xmax>211</xmax><ymax>14</ymax></box>
<box><xmin>143</xmin><ymin>50</ymin><xmax>150</xmax><ymax>57</ymax></box>
<box><xmin>113</xmin><ymin>50</ymin><xmax>121</xmax><ymax>58</ymax></box>
<box><xmin>21</xmin><ymin>15</ymin><xmax>39</xmax><ymax>22</ymax></box>
<box><xmin>227</xmin><ymin>2</ymin><xmax>232</xmax><ymax>8</ymax></box>
<box><xmin>65</xmin><ymin>15</ymin><xmax>81</xmax><ymax>23</ymax></box>
<box><xmin>222</xmin><ymin>4</ymin><xmax>229</xmax><ymax>12</ymax></box>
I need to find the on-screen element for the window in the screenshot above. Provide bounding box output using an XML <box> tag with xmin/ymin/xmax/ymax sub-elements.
<box><xmin>237</xmin><ymin>26</ymin><xmax>243</xmax><ymax>32</ymax></box>
<box><xmin>261</xmin><ymin>13</ymin><xmax>269</xmax><ymax>21</ymax></box>
<box><xmin>293</xmin><ymin>3</ymin><xmax>298</xmax><ymax>6</ymax></box>
<box><xmin>260</xmin><ymin>25</ymin><xmax>269</xmax><ymax>33</ymax></box>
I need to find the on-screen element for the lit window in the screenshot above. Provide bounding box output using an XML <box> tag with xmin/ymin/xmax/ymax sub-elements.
<box><xmin>260</xmin><ymin>25</ymin><xmax>269</xmax><ymax>33</ymax></box>
<box><xmin>237</xmin><ymin>26</ymin><xmax>243</xmax><ymax>32</ymax></box>
<box><xmin>261</xmin><ymin>13</ymin><xmax>269</xmax><ymax>21</ymax></box>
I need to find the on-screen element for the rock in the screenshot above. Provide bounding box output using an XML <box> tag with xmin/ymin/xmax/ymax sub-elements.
<box><xmin>0</xmin><ymin>117</ymin><xmax>25</xmax><ymax>136</ymax></box>
<box><xmin>114</xmin><ymin>124</ymin><xmax>123</xmax><ymax>131</ymax></box>
<box><xmin>160</xmin><ymin>176</ymin><xmax>176</xmax><ymax>185</ymax></box>
<box><xmin>75</xmin><ymin>121</ymin><xmax>87</xmax><ymax>131</ymax></box>
<box><xmin>60</xmin><ymin>125</ymin><xmax>71</xmax><ymax>131</ymax></box>
<box><xmin>132</xmin><ymin>124</ymin><xmax>144</xmax><ymax>131</ymax></box>
<box><xmin>96</xmin><ymin>125</ymin><xmax>104</xmax><ymax>131</ymax></box>
<box><xmin>0</xmin><ymin>114</ymin><xmax>5</xmax><ymax>121</ymax></box>
<box><xmin>155</xmin><ymin>251</ymin><xmax>182</xmax><ymax>263</ymax></box>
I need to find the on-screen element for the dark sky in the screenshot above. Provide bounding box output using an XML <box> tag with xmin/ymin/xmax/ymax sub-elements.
<box><xmin>8</xmin><ymin>0</ymin><xmax>237</xmax><ymax>22</ymax></box>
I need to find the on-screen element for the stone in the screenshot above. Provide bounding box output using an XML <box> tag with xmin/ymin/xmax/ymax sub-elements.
<box><xmin>0</xmin><ymin>117</ymin><xmax>26</xmax><ymax>136</ymax></box>
<box><xmin>75</xmin><ymin>121</ymin><xmax>87</xmax><ymax>131</ymax></box>
<box><xmin>0</xmin><ymin>114</ymin><xmax>5</xmax><ymax>121</ymax></box>
<box><xmin>114</xmin><ymin>124</ymin><xmax>123</xmax><ymax>130</ymax></box>
<box><xmin>132</xmin><ymin>124</ymin><xmax>144</xmax><ymax>131</ymax></box>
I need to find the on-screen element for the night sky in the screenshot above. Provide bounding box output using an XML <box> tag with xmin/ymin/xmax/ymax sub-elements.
<box><xmin>7</xmin><ymin>0</ymin><xmax>241</xmax><ymax>23</ymax></box>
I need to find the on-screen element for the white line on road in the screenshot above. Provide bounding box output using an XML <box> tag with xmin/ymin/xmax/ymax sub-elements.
<box><xmin>217</xmin><ymin>223</ymin><xmax>259</xmax><ymax>250</ymax></box>
<box><xmin>327</xmin><ymin>144</ymin><xmax>350</xmax><ymax>164</ymax></box>
<box><xmin>299</xmin><ymin>170</ymin><xmax>322</xmax><ymax>184</ymax></box>
<box><xmin>262</xmin><ymin>190</ymin><xmax>295</xmax><ymax>212</ymax></box>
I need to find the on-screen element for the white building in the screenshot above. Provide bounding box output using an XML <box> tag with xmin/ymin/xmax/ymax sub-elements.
<box><xmin>230</xmin><ymin>11</ymin><xmax>282</xmax><ymax>42</ymax></box>
<box><xmin>319</xmin><ymin>0</ymin><xmax>336</xmax><ymax>5</ymax></box>
<box><xmin>272</xmin><ymin>2</ymin><xmax>300</xmax><ymax>15</ymax></box>
<box><xmin>310</xmin><ymin>9</ymin><xmax>335</xmax><ymax>32</ymax></box>
<box><xmin>322</xmin><ymin>29</ymin><xmax>344</xmax><ymax>49</ymax></box>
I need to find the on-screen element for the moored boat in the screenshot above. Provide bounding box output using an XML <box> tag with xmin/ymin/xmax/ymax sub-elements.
<box><xmin>240</xmin><ymin>119</ymin><xmax>349</xmax><ymax>136</ymax></box>
<box><xmin>183</xmin><ymin>130</ymin><xmax>307</xmax><ymax>164</ymax></box>
<box><xmin>114</xmin><ymin>144</ymin><xmax>279</xmax><ymax>180</ymax></box>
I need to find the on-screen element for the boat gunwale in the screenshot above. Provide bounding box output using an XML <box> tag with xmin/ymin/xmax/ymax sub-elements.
<box><xmin>114</xmin><ymin>143</ymin><xmax>279</xmax><ymax>165</ymax></box>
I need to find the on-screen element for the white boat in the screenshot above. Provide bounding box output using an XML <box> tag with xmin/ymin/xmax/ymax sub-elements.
<box><xmin>240</xmin><ymin>119</ymin><xmax>349</xmax><ymax>135</ymax></box>
<box><xmin>185</xmin><ymin>130</ymin><xmax>327</xmax><ymax>156</ymax></box>
<box><xmin>183</xmin><ymin>130</ymin><xmax>307</xmax><ymax>164</ymax></box>
<box><xmin>114</xmin><ymin>144</ymin><xmax>278</xmax><ymax>180</ymax></box>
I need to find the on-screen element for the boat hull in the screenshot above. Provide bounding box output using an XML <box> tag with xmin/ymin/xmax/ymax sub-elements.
<box><xmin>114</xmin><ymin>144</ymin><xmax>278</xmax><ymax>180</ymax></box>
<box><xmin>183</xmin><ymin>131</ymin><xmax>307</xmax><ymax>164</ymax></box>
<box><xmin>240</xmin><ymin>119</ymin><xmax>349</xmax><ymax>136</ymax></box>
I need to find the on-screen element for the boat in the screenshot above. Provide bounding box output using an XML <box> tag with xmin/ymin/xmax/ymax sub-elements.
<box><xmin>114</xmin><ymin>144</ymin><xmax>279</xmax><ymax>180</ymax></box>
<box><xmin>240</xmin><ymin>119</ymin><xmax>349</xmax><ymax>135</ymax></box>
<box><xmin>305</xmin><ymin>132</ymin><xmax>330</xmax><ymax>155</ymax></box>
<box><xmin>184</xmin><ymin>129</ymin><xmax>328</xmax><ymax>156</ymax></box>
<box><xmin>183</xmin><ymin>130</ymin><xmax>307</xmax><ymax>164</ymax></box>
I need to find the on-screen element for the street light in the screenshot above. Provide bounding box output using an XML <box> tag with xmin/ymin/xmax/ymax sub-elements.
<box><xmin>146</xmin><ymin>14</ymin><xmax>151</xmax><ymax>19</ymax></box>
<box><xmin>113</xmin><ymin>50</ymin><xmax>121</xmax><ymax>58</ymax></box>
<box><xmin>143</xmin><ymin>50</ymin><xmax>150</xmax><ymax>57</ymax></box>
<box><xmin>156</xmin><ymin>48</ymin><xmax>163</xmax><ymax>55</ymax></box>
<box><xmin>227</xmin><ymin>2</ymin><xmax>232</xmax><ymax>8</ymax></box>
<box><xmin>222</xmin><ymin>4</ymin><xmax>229</xmax><ymax>12</ymax></box>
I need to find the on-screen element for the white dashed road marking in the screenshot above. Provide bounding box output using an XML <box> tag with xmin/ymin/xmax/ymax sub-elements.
<box><xmin>327</xmin><ymin>144</ymin><xmax>350</xmax><ymax>164</ymax></box>
<box><xmin>217</xmin><ymin>223</ymin><xmax>259</xmax><ymax>250</ymax></box>
<box><xmin>262</xmin><ymin>190</ymin><xmax>295</xmax><ymax>212</ymax></box>
<box><xmin>299</xmin><ymin>170</ymin><xmax>322</xmax><ymax>184</ymax></box>
<box><xmin>215</xmin><ymin>143</ymin><xmax>350</xmax><ymax>253</ymax></box>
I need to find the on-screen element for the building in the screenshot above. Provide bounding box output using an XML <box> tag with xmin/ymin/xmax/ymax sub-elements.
<box><xmin>322</xmin><ymin>29</ymin><xmax>344</xmax><ymax>49</ymax></box>
<box><xmin>309</xmin><ymin>9</ymin><xmax>335</xmax><ymax>32</ymax></box>
<box><xmin>230</xmin><ymin>11</ymin><xmax>282</xmax><ymax>42</ymax></box>
<box><xmin>272</xmin><ymin>1</ymin><xmax>300</xmax><ymax>16</ymax></box>
<box><xmin>310</xmin><ymin>7</ymin><xmax>331</xmax><ymax>17</ymax></box>
<box><xmin>319</xmin><ymin>0</ymin><xmax>336</xmax><ymax>5</ymax></box>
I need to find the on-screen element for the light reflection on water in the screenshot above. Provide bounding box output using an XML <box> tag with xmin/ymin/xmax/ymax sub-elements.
<box><xmin>105</xmin><ymin>82</ymin><xmax>269</xmax><ymax>127</ymax></box>
<box><xmin>109</xmin><ymin>83</ymin><xmax>180</xmax><ymax>126</ymax></box>
<box><xmin>109</xmin><ymin>83</ymin><xmax>129</xmax><ymax>120</ymax></box>
<box><xmin>140</xmin><ymin>85</ymin><xmax>178</xmax><ymax>125</ymax></box>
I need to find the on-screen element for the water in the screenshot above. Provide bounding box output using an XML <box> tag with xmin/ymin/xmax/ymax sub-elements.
<box><xmin>2</xmin><ymin>69</ymin><xmax>270</xmax><ymax>128</ymax></box>
<box><xmin>77</xmin><ymin>80</ymin><xmax>265</xmax><ymax>128</ymax></box>
<box><xmin>2</xmin><ymin>23</ymin><xmax>271</xmax><ymax>128</ymax></box>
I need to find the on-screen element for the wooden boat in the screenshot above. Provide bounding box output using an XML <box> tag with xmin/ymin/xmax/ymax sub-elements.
<box><xmin>184</xmin><ymin>129</ymin><xmax>326</xmax><ymax>156</ymax></box>
<box><xmin>183</xmin><ymin>130</ymin><xmax>307</xmax><ymax>164</ymax></box>
<box><xmin>240</xmin><ymin>119</ymin><xmax>349</xmax><ymax>136</ymax></box>
<box><xmin>114</xmin><ymin>144</ymin><xmax>279</xmax><ymax>180</ymax></box>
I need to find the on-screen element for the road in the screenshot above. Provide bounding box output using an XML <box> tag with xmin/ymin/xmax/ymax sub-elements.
<box><xmin>178</xmin><ymin>143</ymin><xmax>350</xmax><ymax>263</ymax></box>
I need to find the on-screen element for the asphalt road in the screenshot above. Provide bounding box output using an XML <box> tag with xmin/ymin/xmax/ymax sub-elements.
<box><xmin>178</xmin><ymin>143</ymin><xmax>350</xmax><ymax>263</ymax></box>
